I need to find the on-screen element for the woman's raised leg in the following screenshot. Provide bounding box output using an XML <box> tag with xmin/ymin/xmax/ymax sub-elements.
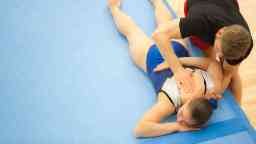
<box><xmin>150</xmin><ymin>0</ymin><xmax>173</xmax><ymax>27</ymax></box>
<box><xmin>150</xmin><ymin>0</ymin><xmax>188</xmax><ymax>52</ymax></box>
<box><xmin>108</xmin><ymin>0</ymin><xmax>154</xmax><ymax>72</ymax></box>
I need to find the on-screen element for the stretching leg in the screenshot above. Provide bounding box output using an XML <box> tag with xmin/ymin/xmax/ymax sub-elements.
<box><xmin>150</xmin><ymin>0</ymin><xmax>173</xmax><ymax>27</ymax></box>
<box><xmin>108</xmin><ymin>0</ymin><xmax>154</xmax><ymax>72</ymax></box>
<box><xmin>150</xmin><ymin>0</ymin><xmax>188</xmax><ymax>51</ymax></box>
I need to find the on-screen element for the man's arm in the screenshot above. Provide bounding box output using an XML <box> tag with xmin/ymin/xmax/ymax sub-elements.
<box><xmin>181</xmin><ymin>58</ymin><xmax>224</xmax><ymax>98</ymax></box>
<box><xmin>205</xmin><ymin>61</ymin><xmax>223</xmax><ymax>99</ymax></box>
<box><xmin>154</xmin><ymin>57</ymin><xmax>224</xmax><ymax>99</ymax></box>
<box><xmin>230</xmin><ymin>71</ymin><xmax>242</xmax><ymax>104</ymax></box>
<box><xmin>152</xmin><ymin>19</ymin><xmax>183</xmax><ymax>75</ymax></box>
<box><xmin>152</xmin><ymin>19</ymin><xmax>196</xmax><ymax>93</ymax></box>
<box><xmin>221</xmin><ymin>67</ymin><xmax>241</xmax><ymax>104</ymax></box>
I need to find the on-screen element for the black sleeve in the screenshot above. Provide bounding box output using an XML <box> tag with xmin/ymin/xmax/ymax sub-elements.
<box><xmin>179</xmin><ymin>16</ymin><xmax>211</xmax><ymax>39</ymax></box>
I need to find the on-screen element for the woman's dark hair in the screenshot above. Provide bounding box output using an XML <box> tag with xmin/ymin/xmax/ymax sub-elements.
<box><xmin>188</xmin><ymin>98</ymin><xmax>213</xmax><ymax>128</ymax></box>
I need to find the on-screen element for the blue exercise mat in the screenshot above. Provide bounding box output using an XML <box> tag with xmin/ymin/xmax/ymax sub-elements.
<box><xmin>0</xmin><ymin>0</ymin><xmax>255</xmax><ymax>144</ymax></box>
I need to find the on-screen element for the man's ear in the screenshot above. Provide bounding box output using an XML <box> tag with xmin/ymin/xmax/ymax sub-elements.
<box><xmin>215</xmin><ymin>52</ymin><xmax>223</xmax><ymax>62</ymax></box>
<box><xmin>216</xmin><ymin>28</ymin><xmax>225</xmax><ymax>38</ymax></box>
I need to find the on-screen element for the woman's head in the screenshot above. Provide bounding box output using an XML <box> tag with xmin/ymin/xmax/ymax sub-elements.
<box><xmin>177</xmin><ymin>98</ymin><xmax>213</xmax><ymax>128</ymax></box>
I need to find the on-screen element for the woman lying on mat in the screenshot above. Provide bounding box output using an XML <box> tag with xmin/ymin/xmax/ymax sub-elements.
<box><xmin>108</xmin><ymin>0</ymin><xmax>223</xmax><ymax>138</ymax></box>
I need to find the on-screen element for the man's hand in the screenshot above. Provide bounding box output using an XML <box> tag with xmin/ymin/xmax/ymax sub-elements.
<box><xmin>205</xmin><ymin>90</ymin><xmax>222</xmax><ymax>100</ymax></box>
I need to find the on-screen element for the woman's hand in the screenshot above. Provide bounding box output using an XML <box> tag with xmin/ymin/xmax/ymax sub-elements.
<box><xmin>154</xmin><ymin>62</ymin><xmax>169</xmax><ymax>72</ymax></box>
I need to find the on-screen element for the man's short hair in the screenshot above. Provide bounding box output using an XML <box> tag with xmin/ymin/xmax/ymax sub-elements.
<box><xmin>221</xmin><ymin>24</ymin><xmax>253</xmax><ymax>65</ymax></box>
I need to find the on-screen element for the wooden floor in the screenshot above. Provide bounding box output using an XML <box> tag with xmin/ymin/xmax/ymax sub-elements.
<box><xmin>238</xmin><ymin>0</ymin><xmax>256</xmax><ymax>128</ymax></box>
<box><xmin>170</xmin><ymin>0</ymin><xmax>256</xmax><ymax>127</ymax></box>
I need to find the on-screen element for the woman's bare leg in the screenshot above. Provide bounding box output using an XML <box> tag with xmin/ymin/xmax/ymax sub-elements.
<box><xmin>108</xmin><ymin>0</ymin><xmax>154</xmax><ymax>72</ymax></box>
<box><xmin>150</xmin><ymin>0</ymin><xmax>173</xmax><ymax>27</ymax></box>
<box><xmin>150</xmin><ymin>0</ymin><xmax>188</xmax><ymax>49</ymax></box>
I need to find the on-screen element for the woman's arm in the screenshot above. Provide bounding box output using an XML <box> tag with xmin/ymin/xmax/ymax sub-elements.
<box><xmin>134</xmin><ymin>121</ymin><xmax>180</xmax><ymax>138</ymax></box>
<box><xmin>154</xmin><ymin>57</ymin><xmax>211</xmax><ymax>72</ymax></box>
<box><xmin>134</xmin><ymin>93</ymin><xmax>197</xmax><ymax>138</ymax></box>
<box><xmin>180</xmin><ymin>57</ymin><xmax>211</xmax><ymax>70</ymax></box>
<box><xmin>134</xmin><ymin>93</ymin><xmax>176</xmax><ymax>138</ymax></box>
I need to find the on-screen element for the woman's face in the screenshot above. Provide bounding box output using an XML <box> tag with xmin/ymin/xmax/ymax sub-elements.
<box><xmin>177</xmin><ymin>69</ymin><xmax>206</xmax><ymax>126</ymax></box>
<box><xmin>177</xmin><ymin>101</ymin><xmax>195</xmax><ymax>126</ymax></box>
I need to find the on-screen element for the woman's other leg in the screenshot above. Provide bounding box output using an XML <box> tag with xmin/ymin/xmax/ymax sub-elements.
<box><xmin>150</xmin><ymin>0</ymin><xmax>173</xmax><ymax>27</ymax></box>
<box><xmin>150</xmin><ymin>0</ymin><xmax>188</xmax><ymax>51</ymax></box>
<box><xmin>108</xmin><ymin>0</ymin><xmax>154</xmax><ymax>72</ymax></box>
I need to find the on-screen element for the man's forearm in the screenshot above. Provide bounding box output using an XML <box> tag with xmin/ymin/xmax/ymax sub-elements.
<box><xmin>152</xmin><ymin>33</ymin><xmax>182</xmax><ymax>74</ymax></box>
<box><xmin>221</xmin><ymin>73</ymin><xmax>233</xmax><ymax>93</ymax></box>
<box><xmin>152</xmin><ymin>20</ymin><xmax>183</xmax><ymax>74</ymax></box>
<box><xmin>230</xmin><ymin>72</ymin><xmax>242</xmax><ymax>104</ymax></box>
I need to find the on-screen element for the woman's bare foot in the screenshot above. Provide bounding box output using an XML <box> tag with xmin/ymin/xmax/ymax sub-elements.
<box><xmin>108</xmin><ymin>0</ymin><xmax>121</xmax><ymax>9</ymax></box>
<box><xmin>149</xmin><ymin>0</ymin><xmax>162</xmax><ymax>8</ymax></box>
